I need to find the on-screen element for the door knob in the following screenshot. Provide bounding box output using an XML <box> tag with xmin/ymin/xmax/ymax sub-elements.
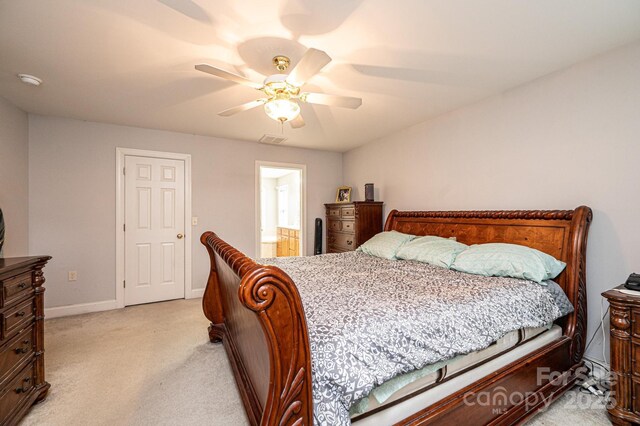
<box><xmin>177</xmin><ymin>233</ymin><xmax>184</xmax><ymax>239</ymax></box>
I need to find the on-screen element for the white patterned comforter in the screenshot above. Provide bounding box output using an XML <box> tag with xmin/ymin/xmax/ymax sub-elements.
<box><xmin>261</xmin><ymin>251</ymin><xmax>572</xmax><ymax>425</ymax></box>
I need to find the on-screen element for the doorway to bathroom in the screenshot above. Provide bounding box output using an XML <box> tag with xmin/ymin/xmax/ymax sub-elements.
<box><xmin>256</xmin><ymin>161</ymin><xmax>306</xmax><ymax>258</ymax></box>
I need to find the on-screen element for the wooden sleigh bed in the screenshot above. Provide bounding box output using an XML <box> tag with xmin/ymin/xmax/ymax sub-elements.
<box><xmin>200</xmin><ymin>206</ymin><xmax>592</xmax><ymax>425</ymax></box>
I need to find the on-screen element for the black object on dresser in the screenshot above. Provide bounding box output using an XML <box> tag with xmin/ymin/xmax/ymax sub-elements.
<box><xmin>0</xmin><ymin>256</ymin><xmax>51</xmax><ymax>425</ymax></box>
<box><xmin>324</xmin><ymin>201</ymin><xmax>383</xmax><ymax>253</ymax></box>
<box><xmin>602</xmin><ymin>285</ymin><xmax>640</xmax><ymax>426</ymax></box>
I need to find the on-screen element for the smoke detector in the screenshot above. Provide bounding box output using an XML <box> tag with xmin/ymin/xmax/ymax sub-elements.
<box><xmin>258</xmin><ymin>134</ymin><xmax>287</xmax><ymax>145</ymax></box>
<box><xmin>17</xmin><ymin>74</ymin><xmax>42</xmax><ymax>86</ymax></box>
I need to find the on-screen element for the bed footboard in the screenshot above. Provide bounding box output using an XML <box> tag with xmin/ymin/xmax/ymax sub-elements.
<box><xmin>201</xmin><ymin>231</ymin><xmax>313</xmax><ymax>426</ymax></box>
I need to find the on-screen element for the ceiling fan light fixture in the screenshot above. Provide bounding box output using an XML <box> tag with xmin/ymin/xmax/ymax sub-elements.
<box><xmin>196</xmin><ymin>48</ymin><xmax>361</xmax><ymax>128</ymax></box>
<box><xmin>264</xmin><ymin>98</ymin><xmax>300</xmax><ymax>123</ymax></box>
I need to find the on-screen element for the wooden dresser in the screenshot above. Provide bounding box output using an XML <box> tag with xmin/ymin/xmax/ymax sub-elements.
<box><xmin>0</xmin><ymin>256</ymin><xmax>51</xmax><ymax>425</ymax></box>
<box><xmin>325</xmin><ymin>202</ymin><xmax>383</xmax><ymax>253</ymax></box>
<box><xmin>276</xmin><ymin>227</ymin><xmax>300</xmax><ymax>257</ymax></box>
<box><xmin>603</xmin><ymin>285</ymin><xmax>640</xmax><ymax>425</ymax></box>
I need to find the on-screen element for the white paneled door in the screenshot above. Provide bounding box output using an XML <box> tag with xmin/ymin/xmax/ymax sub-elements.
<box><xmin>124</xmin><ymin>155</ymin><xmax>185</xmax><ymax>306</ymax></box>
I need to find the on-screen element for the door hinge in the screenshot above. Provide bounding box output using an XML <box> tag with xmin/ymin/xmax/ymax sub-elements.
<box><xmin>123</xmin><ymin>224</ymin><xmax>126</xmax><ymax>232</ymax></box>
<box><xmin>123</xmin><ymin>280</ymin><xmax>126</xmax><ymax>288</ymax></box>
<box><xmin>123</xmin><ymin>167</ymin><xmax>126</xmax><ymax>175</ymax></box>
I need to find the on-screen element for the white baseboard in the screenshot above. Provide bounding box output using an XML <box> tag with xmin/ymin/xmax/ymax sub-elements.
<box><xmin>45</xmin><ymin>299</ymin><xmax>118</xmax><ymax>319</ymax></box>
<box><xmin>189</xmin><ymin>288</ymin><xmax>205</xmax><ymax>299</ymax></box>
<box><xmin>45</xmin><ymin>291</ymin><xmax>205</xmax><ymax>319</ymax></box>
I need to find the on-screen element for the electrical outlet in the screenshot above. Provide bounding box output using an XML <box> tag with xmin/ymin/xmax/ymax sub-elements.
<box><xmin>192</xmin><ymin>216</ymin><xmax>198</xmax><ymax>226</ymax></box>
<box><xmin>68</xmin><ymin>271</ymin><xmax>78</xmax><ymax>281</ymax></box>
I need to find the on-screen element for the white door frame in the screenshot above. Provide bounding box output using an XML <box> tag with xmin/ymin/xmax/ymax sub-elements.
<box><xmin>116</xmin><ymin>148</ymin><xmax>193</xmax><ymax>309</ymax></box>
<box><xmin>255</xmin><ymin>161</ymin><xmax>307</xmax><ymax>257</ymax></box>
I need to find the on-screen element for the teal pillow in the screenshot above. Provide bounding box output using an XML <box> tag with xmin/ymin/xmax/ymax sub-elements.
<box><xmin>451</xmin><ymin>243</ymin><xmax>566</xmax><ymax>283</ymax></box>
<box><xmin>396</xmin><ymin>236</ymin><xmax>468</xmax><ymax>268</ymax></box>
<box><xmin>357</xmin><ymin>231</ymin><xmax>415</xmax><ymax>260</ymax></box>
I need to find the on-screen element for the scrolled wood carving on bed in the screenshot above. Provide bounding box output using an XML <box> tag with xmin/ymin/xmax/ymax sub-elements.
<box><xmin>201</xmin><ymin>206</ymin><xmax>592</xmax><ymax>426</ymax></box>
<box><xmin>201</xmin><ymin>232</ymin><xmax>313</xmax><ymax>425</ymax></box>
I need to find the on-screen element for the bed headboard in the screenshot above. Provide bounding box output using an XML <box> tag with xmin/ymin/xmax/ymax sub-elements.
<box><xmin>384</xmin><ymin>206</ymin><xmax>593</xmax><ymax>362</ymax></box>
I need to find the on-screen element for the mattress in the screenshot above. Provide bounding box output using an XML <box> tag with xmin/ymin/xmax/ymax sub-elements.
<box><xmin>352</xmin><ymin>324</ymin><xmax>563</xmax><ymax>425</ymax></box>
<box><xmin>350</xmin><ymin>323</ymin><xmax>553</xmax><ymax>417</ymax></box>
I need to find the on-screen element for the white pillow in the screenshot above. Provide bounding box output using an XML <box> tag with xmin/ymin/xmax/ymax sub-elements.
<box><xmin>451</xmin><ymin>243</ymin><xmax>566</xmax><ymax>283</ymax></box>
<box><xmin>357</xmin><ymin>231</ymin><xmax>415</xmax><ymax>260</ymax></box>
<box><xmin>396</xmin><ymin>236</ymin><xmax>468</xmax><ymax>268</ymax></box>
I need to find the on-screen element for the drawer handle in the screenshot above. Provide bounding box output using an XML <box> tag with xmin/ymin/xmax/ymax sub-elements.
<box><xmin>14</xmin><ymin>377</ymin><xmax>31</xmax><ymax>394</ymax></box>
<box><xmin>16</xmin><ymin>311</ymin><xmax>26</xmax><ymax>317</ymax></box>
<box><xmin>15</xmin><ymin>339</ymin><xmax>30</xmax><ymax>354</ymax></box>
<box><xmin>347</xmin><ymin>240</ymin><xmax>353</xmax><ymax>245</ymax></box>
<box><xmin>18</xmin><ymin>282</ymin><xmax>27</xmax><ymax>289</ymax></box>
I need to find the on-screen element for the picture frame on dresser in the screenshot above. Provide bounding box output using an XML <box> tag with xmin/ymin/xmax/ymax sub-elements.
<box><xmin>335</xmin><ymin>186</ymin><xmax>352</xmax><ymax>203</ymax></box>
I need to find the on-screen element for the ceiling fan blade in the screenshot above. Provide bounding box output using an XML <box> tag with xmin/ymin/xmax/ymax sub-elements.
<box><xmin>195</xmin><ymin>64</ymin><xmax>263</xmax><ymax>89</ymax></box>
<box><xmin>158</xmin><ymin>0</ymin><xmax>212</xmax><ymax>24</ymax></box>
<box><xmin>300</xmin><ymin>92</ymin><xmax>362</xmax><ymax>109</ymax></box>
<box><xmin>286</xmin><ymin>48</ymin><xmax>331</xmax><ymax>87</ymax></box>
<box><xmin>218</xmin><ymin>99</ymin><xmax>267</xmax><ymax>117</ymax></box>
<box><xmin>289</xmin><ymin>114</ymin><xmax>306</xmax><ymax>129</ymax></box>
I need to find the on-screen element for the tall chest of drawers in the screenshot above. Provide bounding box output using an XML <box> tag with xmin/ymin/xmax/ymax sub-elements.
<box><xmin>0</xmin><ymin>256</ymin><xmax>51</xmax><ymax>425</ymax></box>
<box><xmin>325</xmin><ymin>202</ymin><xmax>383</xmax><ymax>253</ymax></box>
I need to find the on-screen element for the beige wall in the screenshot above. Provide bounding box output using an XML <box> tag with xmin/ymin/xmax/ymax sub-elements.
<box><xmin>344</xmin><ymin>41</ymin><xmax>640</xmax><ymax>362</ymax></box>
<box><xmin>0</xmin><ymin>97</ymin><xmax>29</xmax><ymax>256</ymax></box>
<box><xmin>28</xmin><ymin>115</ymin><xmax>342</xmax><ymax>308</ymax></box>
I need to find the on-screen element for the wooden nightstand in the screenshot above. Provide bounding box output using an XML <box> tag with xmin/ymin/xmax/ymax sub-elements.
<box><xmin>603</xmin><ymin>285</ymin><xmax>640</xmax><ymax>425</ymax></box>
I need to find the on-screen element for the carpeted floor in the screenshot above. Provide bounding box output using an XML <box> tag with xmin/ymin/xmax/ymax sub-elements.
<box><xmin>21</xmin><ymin>299</ymin><xmax>609</xmax><ymax>425</ymax></box>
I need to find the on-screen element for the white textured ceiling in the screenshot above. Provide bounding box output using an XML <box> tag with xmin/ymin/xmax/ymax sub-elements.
<box><xmin>1</xmin><ymin>1</ymin><xmax>639</xmax><ymax>152</ymax></box>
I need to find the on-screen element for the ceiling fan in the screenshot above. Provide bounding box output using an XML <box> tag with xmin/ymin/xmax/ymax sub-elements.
<box><xmin>195</xmin><ymin>48</ymin><xmax>362</xmax><ymax>128</ymax></box>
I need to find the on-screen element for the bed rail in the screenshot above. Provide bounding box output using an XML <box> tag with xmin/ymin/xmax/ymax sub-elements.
<box><xmin>201</xmin><ymin>231</ymin><xmax>313</xmax><ymax>426</ymax></box>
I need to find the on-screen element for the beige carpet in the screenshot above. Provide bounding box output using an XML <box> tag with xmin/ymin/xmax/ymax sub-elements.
<box><xmin>21</xmin><ymin>299</ymin><xmax>609</xmax><ymax>425</ymax></box>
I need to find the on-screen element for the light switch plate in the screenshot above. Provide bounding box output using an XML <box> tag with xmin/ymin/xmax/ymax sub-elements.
<box><xmin>68</xmin><ymin>271</ymin><xmax>78</xmax><ymax>281</ymax></box>
<box><xmin>192</xmin><ymin>216</ymin><xmax>198</xmax><ymax>226</ymax></box>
